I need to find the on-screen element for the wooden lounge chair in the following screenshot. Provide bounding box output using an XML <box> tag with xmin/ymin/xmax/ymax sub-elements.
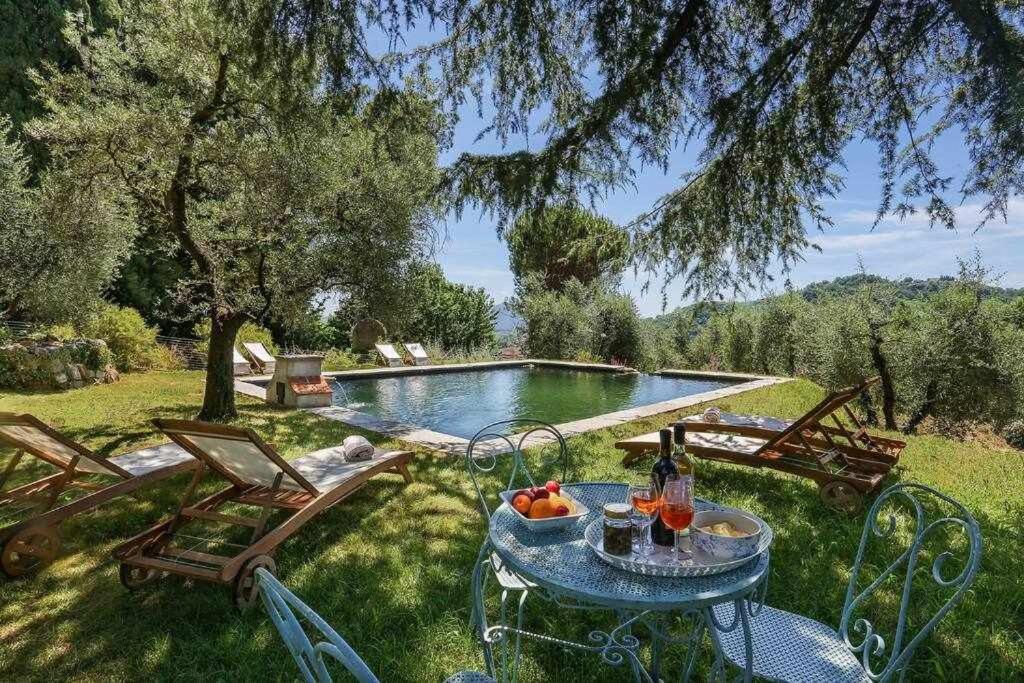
<box><xmin>403</xmin><ymin>342</ymin><xmax>431</xmax><ymax>366</ymax></box>
<box><xmin>374</xmin><ymin>343</ymin><xmax>404</xmax><ymax>367</ymax></box>
<box><xmin>113</xmin><ymin>419</ymin><xmax>414</xmax><ymax>608</ymax></box>
<box><xmin>233</xmin><ymin>348</ymin><xmax>252</xmax><ymax>376</ymax></box>
<box><xmin>242</xmin><ymin>341</ymin><xmax>276</xmax><ymax>375</ymax></box>
<box><xmin>615</xmin><ymin>378</ymin><xmax>905</xmax><ymax>512</ymax></box>
<box><xmin>0</xmin><ymin>413</ymin><xmax>196</xmax><ymax>577</ymax></box>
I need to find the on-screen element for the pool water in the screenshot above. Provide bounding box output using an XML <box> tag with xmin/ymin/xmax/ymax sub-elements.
<box><xmin>328</xmin><ymin>367</ymin><xmax>737</xmax><ymax>438</ymax></box>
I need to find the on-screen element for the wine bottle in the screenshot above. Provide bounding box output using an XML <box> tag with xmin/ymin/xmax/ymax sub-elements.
<box><xmin>650</xmin><ymin>428</ymin><xmax>678</xmax><ymax>547</ymax></box>
<box><xmin>672</xmin><ymin>422</ymin><xmax>695</xmax><ymax>485</ymax></box>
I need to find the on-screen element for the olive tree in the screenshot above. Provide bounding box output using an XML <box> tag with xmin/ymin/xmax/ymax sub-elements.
<box><xmin>27</xmin><ymin>0</ymin><xmax>440</xmax><ymax>418</ymax></box>
<box><xmin>0</xmin><ymin>116</ymin><xmax>132</xmax><ymax>321</ymax></box>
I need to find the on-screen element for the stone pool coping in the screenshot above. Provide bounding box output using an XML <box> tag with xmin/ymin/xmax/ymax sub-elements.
<box><xmin>235</xmin><ymin>361</ymin><xmax>790</xmax><ymax>456</ymax></box>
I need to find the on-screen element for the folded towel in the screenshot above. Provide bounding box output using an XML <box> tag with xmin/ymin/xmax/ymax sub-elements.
<box><xmin>343</xmin><ymin>435</ymin><xmax>375</xmax><ymax>462</ymax></box>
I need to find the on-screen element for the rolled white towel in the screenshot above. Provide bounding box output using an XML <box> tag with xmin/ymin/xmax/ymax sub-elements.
<box><xmin>343</xmin><ymin>435</ymin><xmax>375</xmax><ymax>462</ymax></box>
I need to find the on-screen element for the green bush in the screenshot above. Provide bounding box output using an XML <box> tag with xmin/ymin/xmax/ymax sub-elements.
<box><xmin>0</xmin><ymin>339</ymin><xmax>113</xmax><ymax>389</ymax></box>
<box><xmin>80</xmin><ymin>304</ymin><xmax>171</xmax><ymax>372</ymax></box>
<box><xmin>519</xmin><ymin>279</ymin><xmax>595</xmax><ymax>361</ymax></box>
<box><xmin>196</xmin><ymin>320</ymin><xmax>278</xmax><ymax>359</ymax></box>
<box><xmin>403</xmin><ymin>263</ymin><xmax>497</xmax><ymax>351</ymax></box>
<box><xmin>321</xmin><ymin>348</ymin><xmax>362</xmax><ymax>371</ymax></box>
<box><xmin>1004</xmin><ymin>421</ymin><xmax>1024</xmax><ymax>450</ymax></box>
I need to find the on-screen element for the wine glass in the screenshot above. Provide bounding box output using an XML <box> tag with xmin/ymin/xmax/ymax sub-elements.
<box><xmin>627</xmin><ymin>477</ymin><xmax>661</xmax><ymax>556</ymax></box>
<box><xmin>661</xmin><ymin>474</ymin><xmax>694</xmax><ymax>562</ymax></box>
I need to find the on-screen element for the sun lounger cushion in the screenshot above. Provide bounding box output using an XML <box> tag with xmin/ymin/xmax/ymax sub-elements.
<box><xmin>109</xmin><ymin>443</ymin><xmax>194</xmax><ymax>477</ymax></box>
<box><xmin>616</xmin><ymin>430</ymin><xmax>766</xmax><ymax>457</ymax></box>
<box><xmin>692</xmin><ymin>412</ymin><xmax>792</xmax><ymax>432</ymax></box>
<box><xmin>289</xmin><ymin>446</ymin><xmax>407</xmax><ymax>491</ymax></box>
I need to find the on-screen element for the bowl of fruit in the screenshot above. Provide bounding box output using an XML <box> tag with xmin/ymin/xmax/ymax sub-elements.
<box><xmin>499</xmin><ymin>481</ymin><xmax>589</xmax><ymax>531</ymax></box>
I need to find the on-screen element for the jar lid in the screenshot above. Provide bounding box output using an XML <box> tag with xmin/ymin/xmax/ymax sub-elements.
<box><xmin>603</xmin><ymin>503</ymin><xmax>631</xmax><ymax>519</ymax></box>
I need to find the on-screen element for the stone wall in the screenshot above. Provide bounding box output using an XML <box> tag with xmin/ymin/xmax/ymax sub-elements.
<box><xmin>0</xmin><ymin>338</ymin><xmax>119</xmax><ymax>390</ymax></box>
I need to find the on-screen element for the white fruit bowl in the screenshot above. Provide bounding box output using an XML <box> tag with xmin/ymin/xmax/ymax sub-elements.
<box><xmin>499</xmin><ymin>489</ymin><xmax>590</xmax><ymax>531</ymax></box>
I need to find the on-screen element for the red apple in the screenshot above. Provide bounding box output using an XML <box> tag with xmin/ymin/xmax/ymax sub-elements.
<box><xmin>530</xmin><ymin>486</ymin><xmax>550</xmax><ymax>500</ymax></box>
<box><xmin>545</xmin><ymin>480</ymin><xmax>561</xmax><ymax>494</ymax></box>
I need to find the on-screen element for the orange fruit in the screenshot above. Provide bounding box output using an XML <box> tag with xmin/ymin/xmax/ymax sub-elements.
<box><xmin>549</xmin><ymin>495</ymin><xmax>573</xmax><ymax>515</ymax></box>
<box><xmin>512</xmin><ymin>494</ymin><xmax>532</xmax><ymax>516</ymax></box>
<box><xmin>528</xmin><ymin>498</ymin><xmax>555</xmax><ymax>519</ymax></box>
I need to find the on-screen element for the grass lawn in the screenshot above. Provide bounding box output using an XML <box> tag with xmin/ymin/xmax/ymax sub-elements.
<box><xmin>0</xmin><ymin>371</ymin><xmax>1021</xmax><ymax>681</ymax></box>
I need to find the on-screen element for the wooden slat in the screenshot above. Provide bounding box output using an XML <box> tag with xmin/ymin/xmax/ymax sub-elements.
<box><xmin>181</xmin><ymin>507</ymin><xmax>260</xmax><ymax>528</ymax></box>
<box><xmin>123</xmin><ymin>555</ymin><xmax>219</xmax><ymax>581</ymax></box>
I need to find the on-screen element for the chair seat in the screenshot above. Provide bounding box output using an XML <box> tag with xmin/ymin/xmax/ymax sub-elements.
<box><xmin>290</xmin><ymin>446</ymin><xmax>403</xmax><ymax>491</ymax></box>
<box><xmin>490</xmin><ymin>552</ymin><xmax>534</xmax><ymax>591</ymax></box>
<box><xmin>110</xmin><ymin>443</ymin><xmax>194</xmax><ymax>476</ymax></box>
<box><xmin>712</xmin><ymin>604</ymin><xmax>870</xmax><ymax>683</ymax></box>
<box><xmin>444</xmin><ymin>672</ymin><xmax>496</xmax><ymax>683</ymax></box>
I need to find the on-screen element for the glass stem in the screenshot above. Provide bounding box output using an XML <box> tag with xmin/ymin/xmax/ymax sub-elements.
<box><xmin>674</xmin><ymin>529</ymin><xmax>681</xmax><ymax>557</ymax></box>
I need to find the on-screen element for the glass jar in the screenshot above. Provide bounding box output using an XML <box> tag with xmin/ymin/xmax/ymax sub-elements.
<box><xmin>602</xmin><ymin>503</ymin><xmax>633</xmax><ymax>556</ymax></box>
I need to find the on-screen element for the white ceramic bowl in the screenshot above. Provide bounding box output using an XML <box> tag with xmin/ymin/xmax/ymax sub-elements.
<box><xmin>499</xmin><ymin>489</ymin><xmax>589</xmax><ymax>531</ymax></box>
<box><xmin>690</xmin><ymin>510</ymin><xmax>762</xmax><ymax>560</ymax></box>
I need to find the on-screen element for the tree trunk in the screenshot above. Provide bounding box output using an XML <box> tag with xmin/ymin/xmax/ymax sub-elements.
<box><xmin>198</xmin><ymin>311</ymin><xmax>245</xmax><ymax>421</ymax></box>
<box><xmin>903</xmin><ymin>380</ymin><xmax>938</xmax><ymax>435</ymax></box>
<box><xmin>867</xmin><ymin>324</ymin><xmax>898</xmax><ymax>431</ymax></box>
<box><xmin>858</xmin><ymin>390</ymin><xmax>878</xmax><ymax>427</ymax></box>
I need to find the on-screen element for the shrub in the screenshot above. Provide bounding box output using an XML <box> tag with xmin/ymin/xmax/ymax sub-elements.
<box><xmin>196</xmin><ymin>320</ymin><xmax>277</xmax><ymax>359</ymax></box>
<box><xmin>79</xmin><ymin>305</ymin><xmax>170</xmax><ymax>372</ymax></box>
<box><xmin>403</xmin><ymin>263</ymin><xmax>497</xmax><ymax>351</ymax></box>
<box><xmin>1004</xmin><ymin>421</ymin><xmax>1024</xmax><ymax>450</ymax></box>
<box><xmin>518</xmin><ymin>279</ymin><xmax>594</xmax><ymax>361</ymax></box>
<box><xmin>593</xmin><ymin>291</ymin><xmax>646</xmax><ymax>368</ymax></box>
<box><xmin>0</xmin><ymin>339</ymin><xmax>113</xmax><ymax>389</ymax></box>
<box><xmin>322</xmin><ymin>348</ymin><xmax>362</xmax><ymax>371</ymax></box>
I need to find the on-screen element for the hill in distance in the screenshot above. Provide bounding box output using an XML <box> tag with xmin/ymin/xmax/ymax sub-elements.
<box><xmin>649</xmin><ymin>273</ymin><xmax>1024</xmax><ymax>327</ymax></box>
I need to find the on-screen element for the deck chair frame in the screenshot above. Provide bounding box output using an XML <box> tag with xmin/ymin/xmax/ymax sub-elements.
<box><xmin>403</xmin><ymin>342</ymin><xmax>431</xmax><ymax>366</ymax></box>
<box><xmin>113</xmin><ymin>419</ymin><xmax>413</xmax><ymax>608</ymax></box>
<box><xmin>0</xmin><ymin>413</ymin><xmax>196</xmax><ymax>577</ymax></box>
<box><xmin>616</xmin><ymin>379</ymin><xmax>905</xmax><ymax>512</ymax></box>
<box><xmin>374</xmin><ymin>343</ymin><xmax>405</xmax><ymax>367</ymax></box>
<box><xmin>242</xmin><ymin>342</ymin><xmax>276</xmax><ymax>374</ymax></box>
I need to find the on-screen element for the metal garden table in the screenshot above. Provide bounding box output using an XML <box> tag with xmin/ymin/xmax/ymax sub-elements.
<box><xmin>473</xmin><ymin>482</ymin><xmax>771</xmax><ymax>682</ymax></box>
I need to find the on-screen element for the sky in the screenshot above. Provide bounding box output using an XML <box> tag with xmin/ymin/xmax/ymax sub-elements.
<box><xmin>372</xmin><ymin>28</ymin><xmax>1024</xmax><ymax>318</ymax></box>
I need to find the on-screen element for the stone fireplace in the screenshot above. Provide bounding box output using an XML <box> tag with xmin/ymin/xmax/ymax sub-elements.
<box><xmin>265</xmin><ymin>354</ymin><xmax>333</xmax><ymax>408</ymax></box>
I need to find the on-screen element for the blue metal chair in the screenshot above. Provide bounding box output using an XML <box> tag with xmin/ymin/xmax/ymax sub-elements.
<box><xmin>711</xmin><ymin>482</ymin><xmax>982</xmax><ymax>681</ymax></box>
<box><xmin>256</xmin><ymin>568</ymin><xmax>494</xmax><ymax>683</ymax></box>
<box><xmin>465</xmin><ymin>419</ymin><xmax>569</xmax><ymax>682</ymax></box>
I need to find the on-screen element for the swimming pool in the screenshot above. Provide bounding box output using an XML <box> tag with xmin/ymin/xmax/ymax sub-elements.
<box><xmin>324</xmin><ymin>366</ymin><xmax>740</xmax><ymax>439</ymax></box>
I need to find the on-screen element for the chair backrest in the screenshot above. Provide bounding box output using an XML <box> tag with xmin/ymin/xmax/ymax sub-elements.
<box><xmin>465</xmin><ymin>419</ymin><xmax>568</xmax><ymax>521</ymax></box>
<box><xmin>404</xmin><ymin>343</ymin><xmax>428</xmax><ymax>360</ymax></box>
<box><xmin>256</xmin><ymin>568</ymin><xmax>380</xmax><ymax>683</ymax></box>
<box><xmin>0</xmin><ymin>413</ymin><xmax>131</xmax><ymax>478</ymax></box>
<box><xmin>233</xmin><ymin>348</ymin><xmax>250</xmax><ymax>364</ymax></box>
<box><xmin>838</xmin><ymin>482</ymin><xmax>982</xmax><ymax>681</ymax></box>
<box><xmin>243</xmin><ymin>342</ymin><xmax>275</xmax><ymax>364</ymax></box>
<box><xmin>153</xmin><ymin>419</ymin><xmax>318</xmax><ymax>494</ymax></box>
<box><xmin>755</xmin><ymin>377</ymin><xmax>878</xmax><ymax>456</ymax></box>
<box><xmin>374</xmin><ymin>343</ymin><xmax>401</xmax><ymax>360</ymax></box>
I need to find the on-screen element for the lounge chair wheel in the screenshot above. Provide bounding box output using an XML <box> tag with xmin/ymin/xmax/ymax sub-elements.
<box><xmin>234</xmin><ymin>554</ymin><xmax>276</xmax><ymax>610</ymax></box>
<box><xmin>1</xmin><ymin>526</ymin><xmax>61</xmax><ymax>578</ymax></box>
<box><xmin>819</xmin><ymin>481</ymin><xmax>864</xmax><ymax>514</ymax></box>
<box><xmin>119</xmin><ymin>563</ymin><xmax>162</xmax><ymax>590</ymax></box>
